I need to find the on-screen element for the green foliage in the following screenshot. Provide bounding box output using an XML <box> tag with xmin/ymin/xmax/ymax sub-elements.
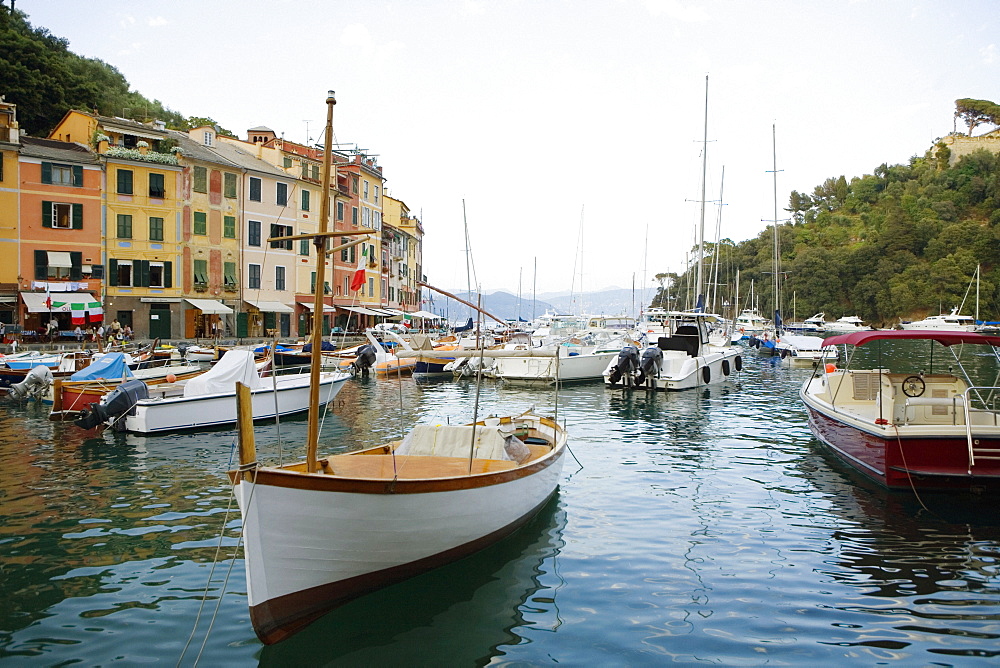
<box><xmin>955</xmin><ymin>98</ymin><xmax>1000</xmax><ymax>136</ymax></box>
<box><xmin>0</xmin><ymin>8</ymin><xmax>186</xmax><ymax>135</ymax></box>
<box><xmin>663</xmin><ymin>146</ymin><xmax>1000</xmax><ymax>324</ymax></box>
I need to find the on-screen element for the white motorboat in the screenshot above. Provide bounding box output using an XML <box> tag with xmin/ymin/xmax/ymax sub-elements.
<box><xmin>733</xmin><ymin>309</ymin><xmax>772</xmax><ymax>339</ymax></box>
<box><xmin>824</xmin><ymin>315</ymin><xmax>870</xmax><ymax>332</ymax></box>
<box><xmin>604</xmin><ymin>312</ymin><xmax>743</xmax><ymax>391</ymax></box>
<box><xmin>75</xmin><ymin>350</ymin><xmax>349</xmax><ymax>434</ymax></box>
<box><xmin>486</xmin><ymin>335</ymin><xmax>630</xmax><ymax>384</ymax></box>
<box><xmin>899</xmin><ymin>308</ymin><xmax>978</xmax><ymax>332</ymax></box>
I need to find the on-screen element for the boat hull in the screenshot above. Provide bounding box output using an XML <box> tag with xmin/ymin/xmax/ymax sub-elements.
<box><xmin>235</xmin><ymin>439</ymin><xmax>566</xmax><ymax>644</ymax></box>
<box><xmin>606</xmin><ymin>347</ymin><xmax>743</xmax><ymax>391</ymax></box>
<box><xmin>491</xmin><ymin>350</ymin><xmax>618</xmax><ymax>383</ymax></box>
<box><xmin>802</xmin><ymin>395</ymin><xmax>1000</xmax><ymax>491</ymax></box>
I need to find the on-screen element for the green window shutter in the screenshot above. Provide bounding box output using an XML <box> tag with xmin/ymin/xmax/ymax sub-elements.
<box><xmin>72</xmin><ymin>165</ymin><xmax>83</xmax><ymax>187</ymax></box>
<box><xmin>300</xmin><ymin>238</ymin><xmax>309</xmax><ymax>256</ymax></box>
<box><xmin>42</xmin><ymin>201</ymin><xmax>52</xmax><ymax>228</ymax></box>
<box><xmin>117</xmin><ymin>169</ymin><xmax>132</xmax><ymax>194</ymax></box>
<box><xmin>41</xmin><ymin>162</ymin><xmax>52</xmax><ymax>184</ymax></box>
<box><xmin>164</xmin><ymin>261</ymin><xmax>172</xmax><ymax>288</ymax></box>
<box><xmin>193</xmin><ymin>166</ymin><xmax>207</xmax><ymax>193</ymax></box>
<box><xmin>72</xmin><ymin>203</ymin><xmax>83</xmax><ymax>229</ymax></box>
<box><xmin>34</xmin><ymin>250</ymin><xmax>47</xmax><ymax>279</ymax></box>
<box><xmin>301</xmin><ymin>189</ymin><xmax>310</xmax><ymax>211</ymax></box>
<box><xmin>194</xmin><ymin>211</ymin><xmax>207</xmax><ymax>235</ymax></box>
<box><xmin>108</xmin><ymin>259</ymin><xmax>118</xmax><ymax>286</ymax></box>
<box><xmin>138</xmin><ymin>259</ymin><xmax>150</xmax><ymax>287</ymax></box>
<box><xmin>224</xmin><ymin>261</ymin><xmax>237</xmax><ymax>288</ymax></box>
<box><xmin>69</xmin><ymin>252</ymin><xmax>82</xmax><ymax>280</ymax></box>
<box><xmin>310</xmin><ymin>271</ymin><xmax>316</xmax><ymax>294</ymax></box>
<box><xmin>223</xmin><ymin>215</ymin><xmax>236</xmax><ymax>238</ymax></box>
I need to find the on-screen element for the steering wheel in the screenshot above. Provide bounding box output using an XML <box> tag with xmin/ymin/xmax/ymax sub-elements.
<box><xmin>901</xmin><ymin>375</ymin><xmax>925</xmax><ymax>398</ymax></box>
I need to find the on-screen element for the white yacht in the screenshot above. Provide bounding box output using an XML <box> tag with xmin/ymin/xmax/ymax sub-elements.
<box><xmin>899</xmin><ymin>308</ymin><xmax>978</xmax><ymax>332</ymax></box>
<box><xmin>824</xmin><ymin>315</ymin><xmax>870</xmax><ymax>332</ymax></box>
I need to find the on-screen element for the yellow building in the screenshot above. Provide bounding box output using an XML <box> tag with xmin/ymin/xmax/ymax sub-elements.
<box><xmin>51</xmin><ymin>110</ymin><xmax>184</xmax><ymax>338</ymax></box>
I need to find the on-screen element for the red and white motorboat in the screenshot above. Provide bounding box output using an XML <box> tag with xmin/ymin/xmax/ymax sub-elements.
<box><xmin>800</xmin><ymin>329</ymin><xmax>1000</xmax><ymax>491</ymax></box>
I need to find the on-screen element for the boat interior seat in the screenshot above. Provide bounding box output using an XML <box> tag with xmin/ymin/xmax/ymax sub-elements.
<box><xmin>394</xmin><ymin>424</ymin><xmax>526</xmax><ymax>461</ymax></box>
<box><xmin>321</xmin><ymin>454</ymin><xmax>519</xmax><ymax>479</ymax></box>
<box><xmin>657</xmin><ymin>335</ymin><xmax>700</xmax><ymax>357</ymax></box>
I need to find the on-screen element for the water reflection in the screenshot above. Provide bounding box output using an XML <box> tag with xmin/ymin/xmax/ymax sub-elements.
<box><xmin>257</xmin><ymin>495</ymin><xmax>568</xmax><ymax>667</ymax></box>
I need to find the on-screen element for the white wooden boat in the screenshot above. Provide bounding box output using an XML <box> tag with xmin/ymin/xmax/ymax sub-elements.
<box><xmin>486</xmin><ymin>336</ymin><xmax>629</xmax><ymax>384</ymax></box>
<box><xmin>775</xmin><ymin>334</ymin><xmax>838</xmax><ymax>367</ymax></box>
<box><xmin>76</xmin><ymin>350</ymin><xmax>349</xmax><ymax>434</ymax></box>
<box><xmin>231</xmin><ymin>409</ymin><xmax>567</xmax><ymax>644</ymax></box>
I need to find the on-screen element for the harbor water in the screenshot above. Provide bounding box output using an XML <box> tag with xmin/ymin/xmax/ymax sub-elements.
<box><xmin>1</xmin><ymin>354</ymin><xmax>998</xmax><ymax>665</ymax></box>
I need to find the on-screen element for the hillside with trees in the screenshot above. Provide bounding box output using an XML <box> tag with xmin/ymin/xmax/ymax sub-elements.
<box><xmin>655</xmin><ymin>110</ymin><xmax>1000</xmax><ymax>327</ymax></box>
<box><xmin>0</xmin><ymin>5</ymin><xmax>232</xmax><ymax>136</ymax></box>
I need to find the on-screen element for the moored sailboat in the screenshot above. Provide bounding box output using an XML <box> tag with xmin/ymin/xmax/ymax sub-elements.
<box><xmin>227</xmin><ymin>92</ymin><xmax>568</xmax><ymax>645</ymax></box>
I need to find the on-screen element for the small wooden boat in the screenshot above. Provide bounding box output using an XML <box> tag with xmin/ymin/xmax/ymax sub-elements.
<box><xmin>800</xmin><ymin>329</ymin><xmax>1000</xmax><ymax>490</ymax></box>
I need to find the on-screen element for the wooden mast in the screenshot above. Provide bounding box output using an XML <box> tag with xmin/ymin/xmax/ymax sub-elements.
<box><xmin>306</xmin><ymin>91</ymin><xmax>337</xmax><ymax>473</ymax></box>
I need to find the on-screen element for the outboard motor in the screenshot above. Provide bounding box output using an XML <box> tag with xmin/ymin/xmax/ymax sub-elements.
<box><xmin>607</xmin><ymin>345</ymin><xmax>640</xmax><ymax>385</ymax></box>
<box><xmin>351</xmin><ymin>344</ymin><xmax>378</xmax><ymax>376</ymax></box>
<box><xmin>635</xmin><ymin>346</ymin><xmax>663</xmax><ymax>386</ymax></box>
<box><xmin>8</xmin><ymin>365</ymin><xmax>54</xmax><ymax>401</ymax></box>
<box><xmin>75</xmin><ymin>379</ymin><xmax>149</xmax><ymax>431</ymax></box>
<box><xmin>176</xmin><ymin>342</ymin><xmax>191</xmax><ymax>359</ymax></box>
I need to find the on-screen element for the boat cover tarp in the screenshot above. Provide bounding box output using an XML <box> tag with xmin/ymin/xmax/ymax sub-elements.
<box><xmin>395</xmin><ymin>424</ymin><xmax>523</xmax><ymax>461</ymax></box>
<box><xmin>781</xmin><ymin>335</ymin><xmax>826</xmax><ymax>350</ymax></box>
<box><xmin>302</xmin><ymin>341</ymin><xmax>336</xmax><ymax>352</ymax></box>
<box><xmin>824</xmin><ymin>330</ymin><xmax>1000</xmax><ymax>348</ymax></box>
<box><xmin>183</xmin><ymin>351</ymin><xmax>265</xmax><ymax>397</ymax></box>
<box><xmin>70</xmin><ymin>353</ymin><xmax>134</xmax><ymax>381</ymax></box>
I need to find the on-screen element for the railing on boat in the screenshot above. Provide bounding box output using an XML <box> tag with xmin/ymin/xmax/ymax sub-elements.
<box><xmin>961</xmin><ymin>385</ymin><xmax>1000</xmax><ymax>473</ymax></box>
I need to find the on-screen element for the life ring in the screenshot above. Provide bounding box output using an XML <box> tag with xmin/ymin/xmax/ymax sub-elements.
<box><xmin>721</xmin><ymin>360</ymin><xmax>730</xmax><ymax>376</ymax></box>
<box><xmin>734</xmin><ymin>355</ymin><xmax>743</xmax><ymax>371</ymax></box>
<box><xmin>702</xmin><ymin>366</ymin><xmax>711</xmax><ymax>384</ymax></box>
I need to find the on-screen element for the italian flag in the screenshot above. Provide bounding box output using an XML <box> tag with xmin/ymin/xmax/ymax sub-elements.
<box><xmin>350</xmin><ymin>245</ymin><xmax>366</xmax><ymax>292</ymax></box>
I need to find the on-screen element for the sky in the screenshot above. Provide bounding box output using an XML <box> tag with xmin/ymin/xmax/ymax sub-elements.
<box><xmin>16</xmin><ymin>0</ymin><xmax>999</xmax><ymax>299</ymax></box>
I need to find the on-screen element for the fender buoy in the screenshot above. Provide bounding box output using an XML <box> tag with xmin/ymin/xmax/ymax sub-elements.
<box><xmin>734</xmin><ymin>355</ymin><xmax>743</xmax><ymax>372</ymax></box>
<box><xmin>702</xmin><ymin>366</ymin><xmax>711</xmax><ymax>384</ymax></box>
<box><xmin>721</xmin><ymin>360</ymin><xmax>730</xmax><ymax>376</ymax></box>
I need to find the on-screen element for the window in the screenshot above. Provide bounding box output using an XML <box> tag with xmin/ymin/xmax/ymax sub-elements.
<box><xmin>117</xmin><ymin>259</ymin><xmax>133</xmax><ymax>287</ymax></box>
<box><xmin>193</xmin><ymin>259</ymin><xmax>208</xmax><ymax>287</ymax></box>
<box><xmin>369</xmin><ymin>277</ymin><xmax>375</xmax><ymax>297</ymax></box>
<box><xmin>224</xmin><ymin>172</ymin><xmax>237</xmax><ymax>198</ymax></box>
<box><xmin>337</xmin><ymin>201</ymin><xmax>344</xmax><ymax>221</ymax></box>
<box><xmin>352</xmin><ymin>206</ymin><xmax>358</xmax><ymax>225</ymax></box>
<box><xmin>249</xmin><ymin>177</ymin><xmax>261</xmax><ymax>202</ymax></box>
<box><xmin>311</xmin><ymin>165</ymin><xmax>319</xmax><ymax>180</ymax></box>
<box><xmin>149</xmin><ymin>172</ymin><xmax>165</xmax><ymax>198</ymax></box>
<box><xmin>362</xmin><ymin>207</ymin><xmax>370</xmax><ymax>227</ymax></box>
<box><xmin>149</xmin><ymin>262</ymin><xmax>164</xmax><ymax>288</ymax></box>
<box><xmin>363</xmin><ymin>180</ymin><xmax>369</xmax><ymax>201</ymax></box>
<box><xmin>117</xmin><ymin>214</ymin><xmax>133</xmax><ymax>239</ymax></box>
<box><xmin>149</xmin><ymin>216</ymin><xmax>164</xmax><ymax>241</ymax></box>
<box><xmin>301</xmin><ymin>189</ymin><xmax>310</xmax><ymax>211</ymax></box>
<box><xmin>275</xmin><ymin>266</ymin><xmax>286</xmax><ymax>291</ymax></box>
<box><xmin>203</xmin><ymin>131</ymin><xmax>213</xmax><ymax>147</ymax></box>
<box><xmin>340</xmin><ymin>241</ymin><xmax>355</xmax><ymax>263</ymax></box>
<box><xmin>352</xmin><ymin>176</ymin><xmax>358</xmax><ymax>194</ymax></box>
<box><xmin>193</xmin><ymin>166</ymin><xmax>207</xmax><ymax>193</ymax></box>
<box><xmin>284</xmin><ymin>157</ymin><xmax>293</xmax><ymax>169</ymax></box>
<box><xmin>224</xmin><ymin>262</ymin><xmax>237</xmax><ymax>289</ymax></box>
<box><xmin>248</xmin><ymin>263</ymin><xmax>261</xmax><ymax>289</ymax></box>
<box><xmin>299</xmin><ymin>238</ymin><xmax>310</xmax><ymax>256</ymax></box>
<box><xmin>223</xmin><ymin>215</ymin><xmax>236</xmax><ymax>239</ymax></box>
<box><xmin>117</xmin><ymin>169</ymin><xmax>133</xmax><ymax>194</ymax></box>
<box><xmin>388</xmin><ymin>286</ymin><xmax>395</xmax><ymax>302</ymax></box>
<box><xmin>42</xmin><ymin>162</ymin><xmax>81</xmax><ymax>186</ymax></box>
<box><xmin>373</xmin><ymin>211</ymin><xmax>381</xmax><ymax>229</ymax></box>
<box><xmin>276</xmin><ymin>182</ymin><xmax>288</xmax><ymax>206</ymax></box>
<box><xmin>374</xmin><ymin>185</ymin><xmax>379</xmax><ymax>204</ymax></box>
<box><xmin>193</xmin><ymin>211</ymin><xmax>207</xmax><ymax>235</ymax></box>
<box><xmin>269</xmin><ymin>224</ymin><xmax>293</xmax><ymax>250</ymax></box>
<box><xmin>248</xmin><ymin>220</ymin><xmax>261</xmax><ymax>246</ymax></box>
<box><xmin>48</xmin><ymin>202</ymin><xmax>72</xmax><ymax>229</ymax></box>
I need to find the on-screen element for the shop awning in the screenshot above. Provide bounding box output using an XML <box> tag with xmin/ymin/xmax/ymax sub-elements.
<box><xmin>20</xmin><ymin>291</ymin><xmax>100</xmax><ymax>313</ymax></box>
<box><xmin>184</xmin><ymin>298</ymin><xmax>233</xmax><ymax>314</ymax></box>
<box><xmin>47</xmin><ymin>251</ymin><xmax>73</xmax><ymax>268</ymax></box>
<box><xmin>297</xmin><ymin>302</ymin><xmax>337</xmax><ymax>312</ymax></box>
<box><xmin>244</xmin><ymin>299</ymin><xmax>294</xmax><ymax>313</ymax></box>
<box><xmin>341</xmin><ymin>306</ymin><xmax>390</xmax><ymax>316</ymax></box>
<box><xmin>410</xmin><ymin>310</ymin><xmax>445</xmax><ymax>319</ymax></box>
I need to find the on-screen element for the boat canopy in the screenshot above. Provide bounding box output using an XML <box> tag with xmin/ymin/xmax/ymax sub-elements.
<box><xmin>183</xmin><ymin>351</ymin><xmax>265</xmax><ymax>397</ymax></box>
<box><xmin>824</xmin><ymin>329</ymin><xmax>1000</xmax><ymax>348</ymax></box>
<box><xmin>69</xmin><ymin>352</ymin><xmax>134</xmax><ymax>381</ymax></box>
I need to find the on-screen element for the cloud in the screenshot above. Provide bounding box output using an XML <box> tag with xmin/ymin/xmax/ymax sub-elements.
<box><xmin>642</xmin><ymin>0</ymin><xmax>710</xmax><ymax>22</ymax></box>
<box><xmin>341</xmin><ymin>23</ymin><xmax>373</xmax><ymax>49</ymax></box>
<box><xmin>118</xmin><ymin>15</ymin><xmax>136</xmax><ymax>29</ymax></box>
<box><xmin>147</xmin><ymin>16</ymin><xmax>169</xmax><ymax>27</ymax></box>
<box><xmin>982</xmin><ymin>43</ymin><xmax>997</xmax><ymax>65</ymax></box>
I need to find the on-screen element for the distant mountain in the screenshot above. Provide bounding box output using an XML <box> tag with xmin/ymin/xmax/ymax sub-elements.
<box><xmin>426</xmin><ymin>287</ymin><xmax>653</xmax><ymax>323</ymax></box>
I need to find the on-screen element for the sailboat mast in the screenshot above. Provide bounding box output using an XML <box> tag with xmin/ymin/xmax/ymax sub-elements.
<box><xmin>463</xmin><ymin>199</ymin><xmax>473</xmax><ymax>323</ymax></box>
<box><xmin>306</xmin><ymin>90</ymin><xmax>337</xmax><ymax>472</ymax></box>
<box><xmin>696</xmin><ymin>74</ymin><xmax>709</xmax><ymax>310</ymax></box>
<box><xmin>771</xmin><ymin>123</ymin><xmax>781</xmax><ymax>331</ymax></box>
